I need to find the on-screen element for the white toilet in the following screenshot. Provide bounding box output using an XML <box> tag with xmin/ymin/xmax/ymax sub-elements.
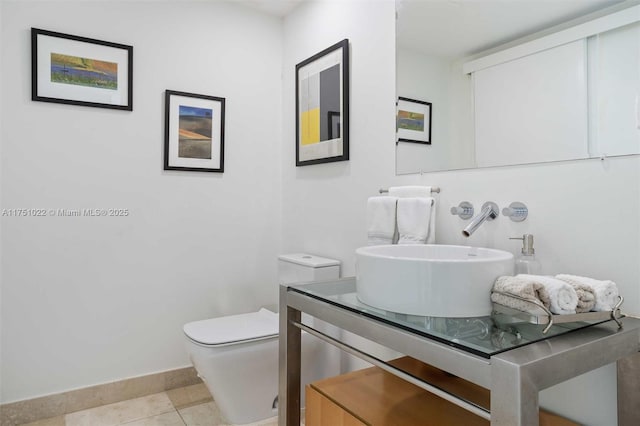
<box><xmin>183</xmin><ymin>253</ymin><xmax>340</xmax><ymax>425</ymax></box>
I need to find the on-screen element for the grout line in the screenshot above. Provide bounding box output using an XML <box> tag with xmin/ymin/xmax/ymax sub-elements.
<box><xmin>118</xmin><ymin>408</ymin><xmax>185</xmax><ymax>426</ymax></box>
<box><xmin>174</xmin><ymin>407</ymin><xmax>189</xmax><ymax>426</ymax></box>
<box><xmin>62</xmin><ymin>393</ymin><xmax>176</xmax><ymax>426</ymax></box>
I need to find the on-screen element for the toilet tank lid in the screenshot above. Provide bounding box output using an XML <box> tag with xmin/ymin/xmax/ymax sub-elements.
<box><xmin>278</xmin><ymin>253</ymin><xmax>340</xmax><ymax>268</ymax></box>
<box><xmin>183</xmin><ymin>308</ymin><xmax>278</xmax><ymax>346</ymax></box>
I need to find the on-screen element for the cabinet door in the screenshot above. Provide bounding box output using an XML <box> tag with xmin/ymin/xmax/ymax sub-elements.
<box><xmin>305</xmin><ymin>385</ymin><xmax>366</xmax><ymax>426</ymax></box>
<box><xmin>474</xmin><ymin>40</ymin><xmax>589</xmax><ymax>167</ymax></box>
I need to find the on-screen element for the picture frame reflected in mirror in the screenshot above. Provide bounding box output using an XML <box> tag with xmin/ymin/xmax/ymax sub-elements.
<box><xmin>397</xmin><ymin>96</ymin><xmax>432</xmax><ymax>145</ymax></box>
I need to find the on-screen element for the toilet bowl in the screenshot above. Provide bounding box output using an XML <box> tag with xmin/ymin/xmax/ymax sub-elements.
<box><xmin>183</xmin><ymin>254</ymin><xmax>341</xmax><ymax>425</ymax></box>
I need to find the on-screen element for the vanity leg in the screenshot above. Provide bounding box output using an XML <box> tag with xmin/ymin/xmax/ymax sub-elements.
<box><xmin>279</xmin><ymin>285</ymin><xmax>301</xmax><ymax>426</ymax></box>
<box><xmin>617</xmin><ymin>352</ymin><xmax>640</xmax><ymax>426</ymax></box>
<box><xmin>491</xmin><ymin>357</ymin><xmax>539</xmax><ymax>426</ymax></box>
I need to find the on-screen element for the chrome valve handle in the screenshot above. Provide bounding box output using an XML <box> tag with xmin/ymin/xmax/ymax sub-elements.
<box><xmin>502</xmin><ymin>202</ymin><xmax>528</xmax><ymax>222</ymax></box>
<box><xmin>450</xmin><ymin>202</ymin><xmax>474</xmax><ymax>220</ymax></box>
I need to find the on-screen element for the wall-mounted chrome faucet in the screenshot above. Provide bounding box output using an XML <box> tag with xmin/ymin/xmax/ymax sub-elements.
<box><xmin>462</xmin><ymin>202</ymin><xmax>499</xmax><ymax>237</ymax></box>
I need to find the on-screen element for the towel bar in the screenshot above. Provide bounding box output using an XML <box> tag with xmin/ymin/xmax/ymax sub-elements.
<box><xmin>379</xmin><ymin>186</ymin><xmax>440</xmax><ymax>194</ymax></box>
<box><xmin>291</xmin><ymin>320</ymin><xmax>491</xmax><ymax>420</ymax></box>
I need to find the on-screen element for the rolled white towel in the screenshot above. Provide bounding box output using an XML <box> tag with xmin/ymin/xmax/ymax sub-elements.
<box><xmin>491</xmin><ymin>275</ymin><xmax>551</xmax><ymax>314</ymax></box>
<box><xmin>518</xmin><ymin>274</ymin><xmax>578</xmax><ymax>315</ymax></box>
<box><xmin>573</xmin><ymin>286</ymin><xmax>595</xmax><ymax>313</ymax></box>
<box><xmin>552</xmin><ymin>277</ymin><xmax>595</xmax><ymax>313</ymax></box>
<box><xmin>556</xmin><ymin>274</ymin><xmax>619</xmax><ymax>312</ymax></box>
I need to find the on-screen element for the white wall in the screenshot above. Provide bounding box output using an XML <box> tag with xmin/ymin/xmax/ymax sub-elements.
<box><xmin>0</xmin><ymin>0</ymin><xmax>4</xmax><ymax>405</ymax></box>
<box><xmin>281</xmin><ymin>0</ymin><xmax>398</xmax><ymax>269</ymax></box>
<box><xmin>0</xmin><ymin>0</ymin><xmax>283</xmax><ymax>403</ymax></box>
<box><xmin>282</xmin><ymin>0</ymin><xmax>408</xmax><ymax>372</ymax></box>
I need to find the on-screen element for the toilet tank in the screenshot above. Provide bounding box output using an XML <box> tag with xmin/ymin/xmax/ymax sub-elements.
<box><xmin>278</xmin><ymin>253</ymin><xmax>340</xmax><ymax>285</ymax></box>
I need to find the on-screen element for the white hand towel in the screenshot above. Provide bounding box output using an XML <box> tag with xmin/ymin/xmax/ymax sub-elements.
<box><xmin>556</xmin><ymin>274</ymin><xmax>619</xmax><ymax>312</ymax></box>
<box><xmin>388</xmin><ymin>185</ymin><xmax>432</xmax><ymax>198</ymax></box>
<box><xmin>490</xmin><ymin>275</ymin><xmax>551</xmax><ymax>313</ymax></box>
<box><xmin>518</xmin><ymin>274</ymin><xmax>578</xmax><ymax>315</ymax></box>
<box><xmin>366</xmin><ymin>196</ymin><xmax>397</xmax><ymax>245</ymax></box>
<box><xmin>397</xmin><ymin>197</ymin><xmax>434</xmax><ymax>244</ymax></box>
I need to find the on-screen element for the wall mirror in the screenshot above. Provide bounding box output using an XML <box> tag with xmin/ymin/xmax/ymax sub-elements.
<box><xmin>396</xmin><ymin>0</ymin><xmax>640</xmax><ymax>175</ymax></box>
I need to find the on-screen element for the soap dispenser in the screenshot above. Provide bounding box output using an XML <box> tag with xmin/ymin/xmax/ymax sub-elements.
<box><xmin>509</xmin><ymin>234</ymin><xmax>541</xmax><ymax>274</ymax></box>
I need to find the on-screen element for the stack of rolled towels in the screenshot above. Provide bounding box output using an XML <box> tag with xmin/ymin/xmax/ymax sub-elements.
<box><xmin>491</xmin><ymin>274</ymin><xmax>620</xmax><ymax>315</ymax></box>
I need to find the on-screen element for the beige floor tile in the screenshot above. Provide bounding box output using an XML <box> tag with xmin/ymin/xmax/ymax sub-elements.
<box><xmin>176</xmin><ymin>408</ymin><xmax>302</xmax><ymax>426</ymax></box>
<box><xmin>121</xmin><ymin>411</ymin><xmax>185</xmax><ymax>426</ymax></box>
<box><xmin>237</xmin><ymin>415</ymin><xmax>304</xmax><ymax>426</ymax></box>
<box><xmin>177</xmin><ymin>402</ymin><xmax>226</xmax><ymax>426</ymax></box>
<box><xmin>65</xmin><ymin>393</ymin><xmax>174</xmax><ymax>426</ymax></box>
<box><xmin>253</xmin><ymin>412</ymin><xmax>305</xmax><ymax>426</ymax></box>
<box><xmin>166</xmin><ymin>384</ymin><xmax>213</xmax><ymax>410</ymax></box>
<box><xmin>245</xmin><ymin>416</ymin><xmax>278</xmax><ymax>426</ymax></box>
<box><xmin>18</xmin><ymin>416</ymin><xmax>66</xmax><ymax>426</ymax></box>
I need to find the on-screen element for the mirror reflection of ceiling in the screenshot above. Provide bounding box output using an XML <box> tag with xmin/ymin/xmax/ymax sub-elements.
<box><xmin>396</xmin><ymin>0</ymin><xmax>625</xmax><ymax>59</ymax></box>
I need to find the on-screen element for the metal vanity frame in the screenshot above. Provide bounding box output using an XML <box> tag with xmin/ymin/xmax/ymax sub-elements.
<box><xmin>278</xmin><ymin>278</ymin><xmax>640</xmax><ymax>426</ymax></box>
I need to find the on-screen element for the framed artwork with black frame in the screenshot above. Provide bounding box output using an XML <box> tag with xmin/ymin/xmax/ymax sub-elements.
<box><xmin>164</xmin><ymin>90</ymin><xmax>225</xmax><ymax>173</ymax></box>
<box><xmin>31</xmin><ymin>28</ymin><xmax>133</xmax><ymax>110</ymax></box>
<box><xmin>397</xmin><ymin>97</ymin><xmax>432</xmax><ymax>144</ymax></box>
<box><xmin>296</xmin><ymin>39</ymin><xmax>349</xmax><ymax>166</ymax></box>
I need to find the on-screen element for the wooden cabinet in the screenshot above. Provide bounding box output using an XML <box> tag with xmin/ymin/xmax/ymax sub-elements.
<box><xmin>306</xmin><ymin>357</ymin><xmax>579</xmax><ymax>426</ymax></box>
<box><xmin>306</xmin><ymin>385</ymin><xmax>366</xmax><ymax>426</ymax></box>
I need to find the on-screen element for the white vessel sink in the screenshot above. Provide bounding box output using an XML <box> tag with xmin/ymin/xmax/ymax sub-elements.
<box><xmin>355</xmin><ymin>245</ymin><xmax>514</xmax><ymax>317</ymax></box>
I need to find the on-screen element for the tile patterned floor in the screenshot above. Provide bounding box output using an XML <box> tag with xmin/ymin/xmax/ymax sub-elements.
<box><xmin>19</xmin><ymin>384</ymin><xmax>283</xmax><ymax>426</ymax></box>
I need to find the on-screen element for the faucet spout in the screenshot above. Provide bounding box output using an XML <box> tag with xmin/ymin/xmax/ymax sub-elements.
<box><xmin>462</xmin><ymin>202</ymin><xmax>499</xmax><ymax>237</ymax></box>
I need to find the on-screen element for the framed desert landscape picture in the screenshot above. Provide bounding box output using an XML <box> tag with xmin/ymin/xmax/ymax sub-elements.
<box><xmin>164</xmin><ymin>90</ymin><xmax>225</xmax><ymax>173</ymax></box>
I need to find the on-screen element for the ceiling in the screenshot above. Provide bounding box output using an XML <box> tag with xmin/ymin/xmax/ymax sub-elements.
<box><xmin>236</xmin><ymin>0</ymin><xmax>632</xmax><ymax>58</ymax></box>
<box><xmin>234</xmin><ymin>0</ymin><xmax>304</xmax><ymax>17</ymax></box>
<box><xmin>397</xmin><ymin>0</ymin><xmax>629</xmax><ymax>58</ymax></box>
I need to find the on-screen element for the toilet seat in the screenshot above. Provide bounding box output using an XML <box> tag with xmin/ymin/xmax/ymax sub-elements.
<box><xmin>183</xmin><ymin>308</ymin><xmax>278</xmax><ymax>347</ymax></box>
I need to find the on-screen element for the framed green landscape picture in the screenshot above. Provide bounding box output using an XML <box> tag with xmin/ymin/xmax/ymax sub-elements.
<box><xmin>397</xmin><ymin>97</ymin><xmax>432</xmax><ymax>144</ymax></box>
<box><xmin>31</xmin><ymin>28</ymin><xmax>133</xmax><ymax>110</ymax></box>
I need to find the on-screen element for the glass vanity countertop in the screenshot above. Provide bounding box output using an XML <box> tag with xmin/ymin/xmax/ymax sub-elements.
<box><xmin>288</xmin><ymin>278</ymin><xmax>615</xmax><ymax>359</ymax></box>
